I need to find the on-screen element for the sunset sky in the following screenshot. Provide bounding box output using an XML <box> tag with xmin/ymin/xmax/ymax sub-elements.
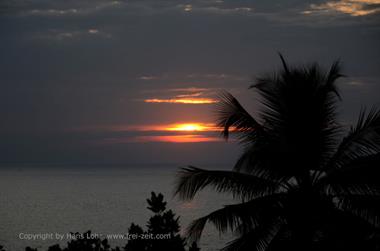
<box><xmin>0</xmin><ymin>0</ymin><xmax>379</xmax><ymax>166</ymax></box>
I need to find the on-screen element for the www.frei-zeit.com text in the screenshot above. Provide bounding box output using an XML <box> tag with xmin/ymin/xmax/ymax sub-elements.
<box><xmin>19</xmin><ymin>232</ymin><xmax>172</xmax><ymax>241</ymax></box>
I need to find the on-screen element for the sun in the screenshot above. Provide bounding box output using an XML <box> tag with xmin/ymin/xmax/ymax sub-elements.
<box><xmin>166</xmin><ymin>123</ymin><xmax>211</xmax><ymax>132</ymax></box>
<box><xmin>175</xmin><ymin>124</ymin><xmax>202</xmax><ymax>131</ymax></box>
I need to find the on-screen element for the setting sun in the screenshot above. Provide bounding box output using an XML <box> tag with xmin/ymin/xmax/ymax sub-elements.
<box><xmin>165</xmin><ymin>123</ymin><xmax>218</xmax><ymax>132</ymax></box>
<box><xmin>98</xmin><ymin>122</ymin><xmax>222</xmax><ymax>143</ymax></box>
<box><xmin>144</xmin><ymin>98</ymin><xmax>218</xmax><ymax>104</ymax></box>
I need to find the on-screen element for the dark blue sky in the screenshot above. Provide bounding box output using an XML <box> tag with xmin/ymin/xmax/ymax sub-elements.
<box><xmin>1</xmin><ymin>0</ymin><xmax>379</xmax><ymax>166</ymax></box>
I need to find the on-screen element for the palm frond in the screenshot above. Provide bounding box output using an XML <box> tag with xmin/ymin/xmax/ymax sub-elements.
<box><xmin>278</xmin><ymin>52</ymin><xmax>290</xmax><ymax>75</ymax></box>
<box><xmin>335</xmin><ymin>194</ymin><xmax>380</xmax><ymax>228</ymax></box>
<box><xmin>319</xmin><ymin>153</ymin><xmax>380</xmax><ymax>197</ymax></box>
<box><xmin>324</xmin><ymin>60</ymin><xmax>344</xmax><ymax>100</ymax></box>
<box><xmin>233</xmin><ymin>145</ymin><xmax>295</xmax><ymax>185</ymax></box>
<box><xmin>313</xmin><ymin>204</ymin><xmax>377</xmax><ymax>249</ymax></box>
<box><xmin>216</xmin><ymin>91</ymin><xmax>264</xmax><ymax>144</ymax></box>
<box><xmin>324</xmin><ymin>183</ymin><xmax>380</xmax><ymax>197</ymax></box>
<box><xmin>233</xmin><ymin>144</ymin><xmax>267</xmax><ymax>175</ymax></box>
<box><xmin>185</xmin><ymin>194</ymin><xmax>284</xmax><ymax>242</ymax></box>
<box><xmin>221</xmin><ymin>218</ymin><xmax>283</xmax><ymax>251</ymax></box>
<box><xmin>325</xmin><ymin>108</ymin><xmax>380</xmax><ymax>171</ymax></box>
<box><xmin>174</xmin><ymin>166</ymin><xmax>282</xmax><ymax>201</ymax></box>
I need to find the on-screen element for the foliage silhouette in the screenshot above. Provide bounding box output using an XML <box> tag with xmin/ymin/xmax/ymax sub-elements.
<box><xmin>124</xmin><ymin>192</ymin><xmax>188</xmax><ymax>251</ymax></box>
<box><xmin>123</xmin><ymin>224</ymin><xmax>145</xmax><ymax>251</ymax></box>
<box><xmin>46</xmin><ymin>231</ymin><xmax>111</xmax><ymax>251</ymax></box>
<box><xmin>5</xmin><ymin>192</ymin><xmax>199</xmax><ymax>251</ymax></box>
<box><xmin>175</xmin><ymin>55</ymin><xmax>380</xmax><ymax>251</ymax></box>
<box><xmin>147</xmin><ymin>192</ymin><xmax>167</xmax><ymax>213</ymax></box>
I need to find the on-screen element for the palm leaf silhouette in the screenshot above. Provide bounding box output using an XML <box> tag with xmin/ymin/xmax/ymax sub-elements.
<box><xmin>175</xmin><ymin>55</ymin><xmax>380</xmax><ymax>250</ymax></box>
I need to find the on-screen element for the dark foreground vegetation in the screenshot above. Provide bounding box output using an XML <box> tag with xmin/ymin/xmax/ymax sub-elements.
<box><xmin>1</xmin><ymin>192</ymin><xmax>199</xmax><ymax>251</ymax></box>
<box><xmin>175</xmin><ymin>56</ymin><xmax>380</xmax><ymax>251</ymax></box>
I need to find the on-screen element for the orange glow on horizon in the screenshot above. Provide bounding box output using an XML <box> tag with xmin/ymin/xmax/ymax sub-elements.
<box><xmin>136</xmin><ymin>135</ymin><xmax>220</xmax><ymax>143</ymax></box>
<box><xmin>123</xmin><ymin>122</ymin><xmax>220</xmax><ymax>132</ymax></box>
<box><xmin>164</xmin><ymin>123</ymin><xmax>219</xmax><ymax>132</ymax></box>
<box><xmin>77</xmin><ymin>122</ymin><xmax>228</xmax><ymax>143</ymax></box>
<box><xmin>144</xmin><ymin>98</ymin><xmax>218</xmax><ymax>104</ymax></box>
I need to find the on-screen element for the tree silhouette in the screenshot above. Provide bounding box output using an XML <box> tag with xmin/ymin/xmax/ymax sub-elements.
<box><xmin>175</xmin><ymin>55</ymin><xmax>380</xmax><ymax>251</ymax></box>
<box><xmin>145</xmin><ymin>192</ymin><xmax>186</xmax><ymax>251</ymax></box>
<box><xmin>123</xmin><ymin>224</ymin><xmax>145</xmax><ymax>251</ymax></box>
<box><xmin>124</xmin><ymin>192</ymin><xmax>189</xmax><ymax>251</ymax></box>
<box><xmin>45</xmin><ymin>231</ymin><xmax>111</xmax><ymax>251</ymax></box>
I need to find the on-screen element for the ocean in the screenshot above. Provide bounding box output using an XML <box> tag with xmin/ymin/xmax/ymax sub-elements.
<box><xmin>0</xmin><ymin>165</ymin><xmax>235</xmax><ymax>251</ymax></box>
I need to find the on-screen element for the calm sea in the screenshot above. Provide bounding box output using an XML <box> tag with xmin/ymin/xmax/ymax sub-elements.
<box><xmin>0</xmin><ymin>165</ymin><xmax>235</xmax><ymax>251</ymax></box>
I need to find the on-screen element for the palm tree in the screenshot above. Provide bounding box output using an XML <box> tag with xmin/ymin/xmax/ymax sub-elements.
<box><xmin>174</xmin><ymin>55</ymin><xmax>380</xmax><ymax>251</ymax></box>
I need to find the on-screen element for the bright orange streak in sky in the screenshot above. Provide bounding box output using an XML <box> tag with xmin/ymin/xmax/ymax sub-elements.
<box><xmin>127</xmin><ymin>122</ymin><xmax>220</xmax><ymax>132</ymax></box>
<box><xmin>136</xmin><ymin>135</ymin><xmax>220</xmax><ymax>143</ymax></box>
<box><xmin>165</xmin><ymin>123</ymin><xmax>219</xmax><ymax>132</ymax></box>
<box><xmin>133</xmin><ymin>123</ymin><xmax>221</xmax><ymax>142</ymax></box>
<box><xmin>144</xmin><ymin>98</ymin><xmax>218</xmax><ymax>104</ymax></box>
<box><xmin>78</xmin><ymin>123</ymin><xmax>224</xmax><ymax>143</ymax></box>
